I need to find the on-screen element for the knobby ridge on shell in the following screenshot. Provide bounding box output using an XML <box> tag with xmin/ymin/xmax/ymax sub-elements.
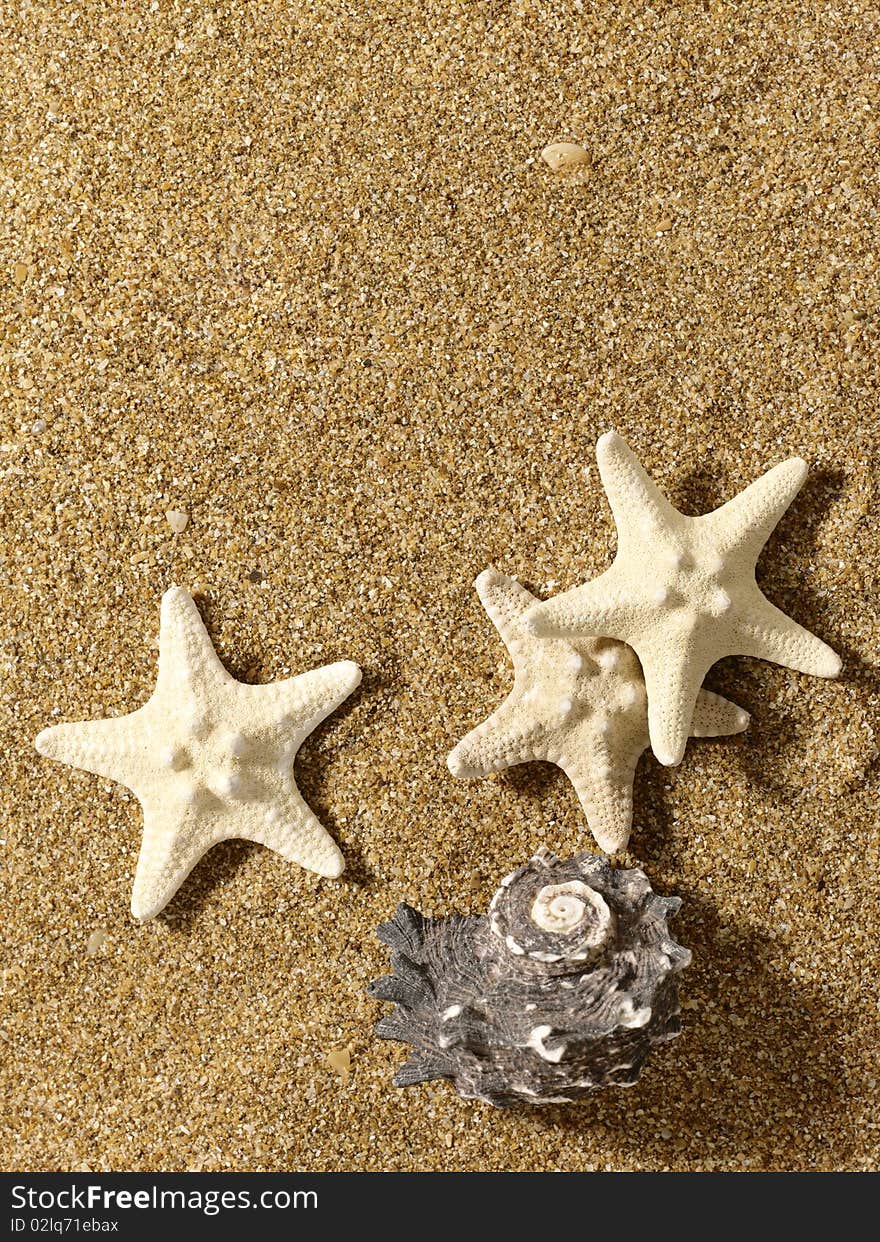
<box><xmin>368</xmin><ymin>846</ymin><xmax>690</xmax><ymax>1108</ymax></box>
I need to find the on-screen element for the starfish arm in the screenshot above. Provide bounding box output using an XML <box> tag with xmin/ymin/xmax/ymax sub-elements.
<box><xmin>130</xmin><ymin>788</ymin><xmax>346</xmax><ymax>920</ymax></box>
<box><xmin>690</xmin><ymin>689</ymin><xmax>750</xmax><ymax>737</ymax></box>
<box><xmin>732</xmin><ymin>594</ymin><xmax>841</xmax><ymax>677</ymax></box>
<box><xmin>708</xmin><ymin>457</ymin><xmax>807</xmax><ymax>560</ymax></box>
<box><xmin>562</xmin><ymin>758</ymin><xmax>636</xmax><ymax>854</ymax></box>
<box><xmin>35</xmin><ymin>709</ymin><xmax>151</xmax><ymax>788</ymax></box>
<box><xmin>638</xmin><ymin>642</ymin><xmax>715</xmax><ymax>767</ymax></box>
<box><xmin>447</xmin><ymin>698</ymin><xmax>542</xmax><ymax>777</ymax></box>
<box><xmin>474</xmin><ymin>568</ymin><xmax>536</xmax><ymax>647</ymax></box>
<box><xmin>595</xmin><ymin>431</ymin><xmax>680</xmax><ymax>550</ymax></box>
<box><xmin>130</xmin><ymin>802</ymin><xmax>204</xmax><ymax>920</ymax></box>
<box><xmin>156</xmin><ymin>586</ymin><xmax>233</xmax><ymax>694</ymax></box>
<box><xmin>265</xmin><ymin>661</ymin><xmax>362</xmax><ymax>737</ymax></box>
<box><xmin>246</xmin><ymin>790</ymin><xmax>345</xmax><ymax>879</ymax></box>
<box><xmin>522</xmin><ymin>567</ymin><xmax>637</xmax><ymax>640</ymax></box>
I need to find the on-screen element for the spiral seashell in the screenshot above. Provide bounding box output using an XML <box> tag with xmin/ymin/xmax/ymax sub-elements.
<box><xmin>368</xmin><ymin>847</ymin><xmax>690</xmax><ymax>1107</ymax></box>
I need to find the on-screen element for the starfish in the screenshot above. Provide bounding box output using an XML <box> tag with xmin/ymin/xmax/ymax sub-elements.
<box><xmin>447</xmin><ymin>570</ymin><xmax>749</xmax><ymax>853</ymax></box>
<box><xmin>523</xmin><ymin>432</ymin><xmax>841</xmax><ymax>766</ymax></box>
<box><xmin>35</xmin><ymin>587</ymin><xmax>361</xmax><ymax>919</ymax></box>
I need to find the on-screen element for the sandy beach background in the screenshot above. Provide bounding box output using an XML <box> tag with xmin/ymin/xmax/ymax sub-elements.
<box><xmin>2</xmin><ymin>1</ymin><xmax>878</xmax><ymax>1171</ymax></box>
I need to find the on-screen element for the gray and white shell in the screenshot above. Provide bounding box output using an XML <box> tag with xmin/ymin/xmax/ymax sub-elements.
<box><xmin>368</xmin><ymin>847</ymin><xmax>690</xmax><ymax>1108</ymax></box>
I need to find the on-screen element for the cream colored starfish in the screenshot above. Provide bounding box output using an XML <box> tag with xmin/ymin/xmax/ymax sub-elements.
<box><xmin>36</xmin><ymin>587</ymin><xmax>361</xmax><ymax>919</ymax></box>
<box><xmin>447</xmin><ymin>570</ymin><xmax>748</xmax><ymax>852</ymax></box>
<box><xmin>524</xmin><ymin>432</ymin><xmax>841</xmax><ymax>767</ymax></box>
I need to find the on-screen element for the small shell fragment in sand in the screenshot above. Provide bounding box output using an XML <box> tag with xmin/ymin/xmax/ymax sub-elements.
<box><xmin>325</xmin><ymin>1047</ymin><xmax>351</xmax><ymax>1082</ymax></box>
<box><xmin>541</xmin><ymin>142</ymin><xmax>590</xmax><ymax>172</ymax></box>
<box><xmin>165</xmin><ymin>509</ymin><xmax>189</xmax><ymax>534</ymax></box>
<box><xmin>86</xmin><ymin>929</ymin><xmax>107</xmax><ymax>956</ymax></box>
<box><xmin>13</xmin><ymin>262</ymin><xmax>29</xmax><ymax>285</ymax></box>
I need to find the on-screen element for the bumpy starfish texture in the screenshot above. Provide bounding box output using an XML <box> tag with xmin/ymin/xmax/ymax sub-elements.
<box><xmin>447</xmin><ymin>570</ymin><xmax>749</xmax><ymax>852</ymax></box>
<box><xmin>524</xmin><ymin>432</ymin><xmax>841</xmax><ymax>767</ymax></box>
<box><xmin>36</xmin><ymin>587</ymin><xmax>361</xmax><ymax>920</ymax></box>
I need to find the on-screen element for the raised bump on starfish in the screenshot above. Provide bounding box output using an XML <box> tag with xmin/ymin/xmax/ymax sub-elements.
<box><xmin>447</xmin><ymin>570</ymin><xmax>748</xmax><ymax>853</ymax></box>
<box><xmin>524</xmin><ymin>431</ymin><xmax>840</xmax><ymax>766</ymax></box>
<box><xmin>36</xmin><ymin>586</ymin><xmax>361</xmax><ymax>920</ymax></box>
